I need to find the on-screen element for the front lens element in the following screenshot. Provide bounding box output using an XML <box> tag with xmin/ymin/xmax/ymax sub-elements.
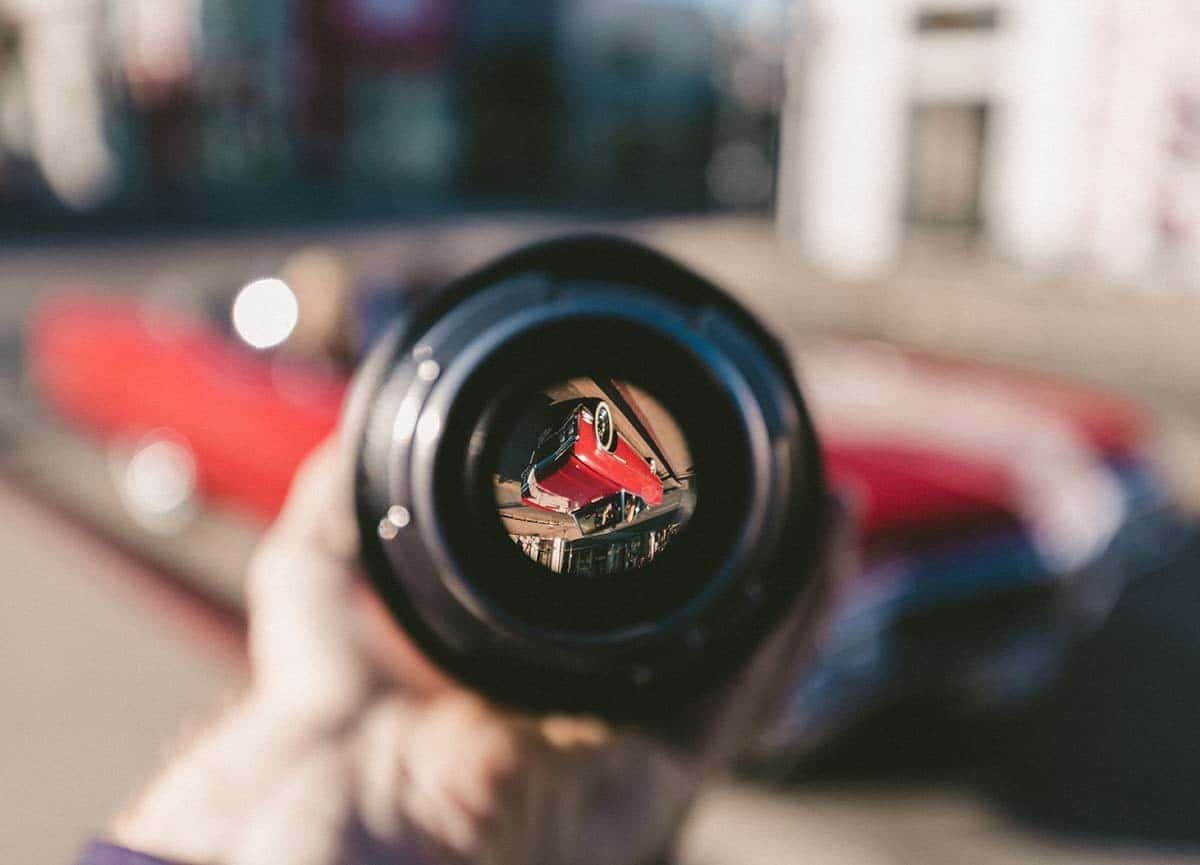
<box><xmin>493</xmin><ymin>378</ymin><xmax>697</xmax><ymax>577</ymax></box>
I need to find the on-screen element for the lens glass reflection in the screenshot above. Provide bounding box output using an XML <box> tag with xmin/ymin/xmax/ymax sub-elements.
<box><xmin>494</xmin><ymin>379</ymin><xmax>696</xmax><ymax>576</ymax></box>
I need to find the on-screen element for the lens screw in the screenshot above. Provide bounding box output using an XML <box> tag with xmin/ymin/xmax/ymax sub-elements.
<box><xmin>632</xmin><ymin>665</ymin><xmax>654</xmax><ymax>686</ymax></box>
<box><xmin>417</xmin><ymin>359</ymin><xmax>440</xmax><ymax>382</ymax></box>
<box><xmin>744</xmin><ymin>581</ymin><xmax>764</xmax><ymax>601</ymax></box>
<box><xmin>378</xmin><ymin>505</ymin><xmax>411</xmax><ymax>539</ymax></box>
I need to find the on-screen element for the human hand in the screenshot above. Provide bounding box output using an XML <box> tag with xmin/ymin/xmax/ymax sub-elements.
<box><xmin>110</xmin><ymin>432</ymin><xmax>833</xmax><ymax>865</ymax></box>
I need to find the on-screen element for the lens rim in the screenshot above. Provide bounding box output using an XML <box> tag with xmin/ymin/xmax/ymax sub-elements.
<box><xmin>441</xmin><ymin>313</ymin><xmax>749</xmax><ymax>639</ymax></box>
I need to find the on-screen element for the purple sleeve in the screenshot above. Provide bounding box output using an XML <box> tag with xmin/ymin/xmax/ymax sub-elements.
<box><xmin>77</xmin><ymin>832</ymin><xmax>432</xmax><ymax>865</ymax></box>
<box><xmin>75</xmin><ymin>841</ymin><xmax>180</xmax><ymax>865</ymax></box>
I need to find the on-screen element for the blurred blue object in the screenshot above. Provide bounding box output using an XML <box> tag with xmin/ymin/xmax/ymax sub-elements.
<box><xmin>762</xmin><ymin>459</ymin><xmax>1196</xmax><ymax>761</ymax></box>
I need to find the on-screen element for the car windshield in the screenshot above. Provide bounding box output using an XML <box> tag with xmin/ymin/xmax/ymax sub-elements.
<box><xmin>575</xmin><ymin>492</ymin><xmax>625</xmax><ymax>536</ymax></box>
<box><xmin>531</xmin><ymin>408</ymin><xmax>579</xmax><ymax>467</ymax></box>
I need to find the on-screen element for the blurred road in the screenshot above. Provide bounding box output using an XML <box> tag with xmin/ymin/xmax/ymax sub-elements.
<box><xmin>3</xmin><ymin>216</ymin><xmax>1200</xmax><ymax>863</ymax></box>
<box><xmin>679</xmin><ymin>783</ymin><xmax>1200</xmax><ymax>865</ymax></box>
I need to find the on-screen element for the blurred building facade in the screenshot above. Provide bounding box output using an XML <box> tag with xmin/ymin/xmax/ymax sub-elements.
<box><xmin>778</xmin><ymin>0</ymin><xmax>1200</xmax><ymax>291</ymax></box>
<box><xmin>0</xmin><ymin>0</ymin><xmax>789</xmax><ymax>231</ymax></box>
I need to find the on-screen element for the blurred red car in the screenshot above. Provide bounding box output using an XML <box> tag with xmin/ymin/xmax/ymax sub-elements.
<box><xmin>30</xmin><ymin>294</ymin><xmax>347</xmax><ymax>521</ymax></box>
<box><xmin>520</xmin><ymin>401</ymin><xmax>664</xmax><ymax>522</ymax></box>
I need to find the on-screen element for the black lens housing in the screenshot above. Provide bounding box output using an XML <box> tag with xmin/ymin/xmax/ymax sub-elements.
<box><xmin>351</xmin><ymin>235</ymin><xmax>826</xmax><ymax>718</ymax></box>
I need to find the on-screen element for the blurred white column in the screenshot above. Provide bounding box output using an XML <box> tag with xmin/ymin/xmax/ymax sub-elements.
<box><xmin>777</xmin><ymin>0</ymin><xmax>913</xmax><ymax>280</ymax></box>
<box><xmin>1094</xmin><ymin>0</ymin><xmax>1200</xmax><ymax>290</ymax></box>
<box><xmin>550</xmin><ymin>536</ymin><xmax>566</xmax><ymax>574</ymax></box>
<box><xmin>1165</xmin><ymin>2</ymin><xmax>1200</xmax><ymax>292</ymax></box>
<box><xmin>1085</xmin><ymin>0</ymin><xmax>1175</xmax><ymax>284</ymax></box>
<box><xmin>984</xmin><ymin>0</ymin><xmax>1100</xmax><ymax>269</ymax></box>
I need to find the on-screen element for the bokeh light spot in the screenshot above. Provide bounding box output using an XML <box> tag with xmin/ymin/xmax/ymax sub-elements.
<box><xmin>232</xmin><ymin>277</ymin><xmax>299</xmax><ymax>350</ymax></box>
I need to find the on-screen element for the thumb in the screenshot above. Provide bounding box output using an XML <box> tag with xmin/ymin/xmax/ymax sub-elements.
<box><xmin>245</xmin><ymin>438</ymin><xmax>370</xmax><ymax>727</ymax></box>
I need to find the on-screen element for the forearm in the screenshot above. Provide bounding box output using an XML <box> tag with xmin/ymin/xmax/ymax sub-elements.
<box><xmin>109</xmin><ymin>696</ymin><xmax>350</xmax><ymax>865</ymax></box>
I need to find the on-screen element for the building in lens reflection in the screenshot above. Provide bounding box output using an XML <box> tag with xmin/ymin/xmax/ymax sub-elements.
<box><xmin>510</xmin><ymin>511</ymin><xmax>684</xmax><ymax>577</ymax></box>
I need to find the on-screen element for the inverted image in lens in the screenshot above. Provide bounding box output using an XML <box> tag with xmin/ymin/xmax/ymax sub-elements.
<box><xmin>493</xmin><ymin>379</ymin><xmax>696</xmax><ymax>577</ymax></box>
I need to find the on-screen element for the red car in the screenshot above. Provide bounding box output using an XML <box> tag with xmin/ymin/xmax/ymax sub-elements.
<box><xmin>30</xmin><ymin>293</ymin><xmax>348</xmax><ymax>522</ymax></box>
<box><xmin>520</xmin><ymin>401</ymin><xmax>664</xmax><ymax>529</ymax></box>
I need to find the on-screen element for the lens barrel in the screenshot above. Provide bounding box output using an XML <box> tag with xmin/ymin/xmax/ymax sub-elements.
<box><xmin>350</xmin><ymin>235</ymin><xmax>826</xmax><ymax>717</ymax></box>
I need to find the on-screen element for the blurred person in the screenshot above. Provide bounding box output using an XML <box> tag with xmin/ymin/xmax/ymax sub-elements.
<box><xmin>0</xmin><ymin>0</ymin><xmax>117</xmax><ymax>208</ymax></box>
<box><xmin>295</xmin><ymin>0</ymin><xmax>350</xmax><ymax>175</ymax></box>
<box><xmin>0</xmin><ymin>15</ymin><xmax>24</xmax><ymax>197</ymax></box>
<box><xmin>117</xmin><ymin>0</ymin><xmax>200</xmax><ymax>202</ymax></box>
<box><xmin>295</xmin><ymin>0</ymin><xmax>457</xmax><ymax>176</ymax></box>
<box><xmin>79</xmin><ymin>431</ymin><xmax>829</xmax><ymax>865</ymax></box>
<box><xmin>557</xmin><ymin>0</ymin><xmax>714</xmax><ymax>207</ymax></box>
<box><xmin>1157</xmin><ymin>88</ymin><xmax>1200</xmax><ymax>290</ymax></box>
<box><xmin>456</xmin><ymin>0</ymin><xmax>560</xmax><ymax>198</ymax></box>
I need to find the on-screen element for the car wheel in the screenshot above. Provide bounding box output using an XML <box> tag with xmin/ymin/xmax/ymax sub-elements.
<box><xmin>594</xmin><ymin>400</ymin><xmax>616</xmax><ymax>451</ymax></box>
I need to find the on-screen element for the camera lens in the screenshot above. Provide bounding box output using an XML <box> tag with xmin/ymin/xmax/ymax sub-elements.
<box><xmin>351</xmin><ymin>235</ymin><xmax>826</xmax><ymax>717</ymax></box>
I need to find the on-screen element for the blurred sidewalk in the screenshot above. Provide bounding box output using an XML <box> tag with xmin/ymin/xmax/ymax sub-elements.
<box><xmin>0</xmin><ymin>482</ymin><xmax>235</xmax><ymax>864</ymax></box>
<box><xmin>680</xmin><ymin>782</ymin><xmax>1200</xmax><ymax>865</ymax></box>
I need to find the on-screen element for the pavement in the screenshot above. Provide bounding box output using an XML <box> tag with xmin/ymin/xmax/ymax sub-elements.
<box><xmin>679</xmin><ymin>783</ymin><xmax>1200</xmax><ymax>865</ymax></box>
<box><xmin>3</xmin><ymin>215</ymin><xmax>1200</xmax><ymax>863</ymax></box>
<box><xmin>0</xmin><ymin>481</ymin><xmax>235</xmax><ymax>864</ymax></box>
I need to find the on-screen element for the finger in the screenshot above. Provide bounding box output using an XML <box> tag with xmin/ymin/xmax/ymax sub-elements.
<box><xmin>360</xmin><ymin>695</ymin><xmax>550</xmax><ymax>864</ymax></box>
<box><xmin>250</xmin><ymin>433</ymin><xmax>456</xmax><ymax>715</ymax></box>
<box><xmin>372</xmin><ymin>691</ymin><xmax>697</xmax><ymax>865</ymax></box>
<box><xmin>245</xmin><ymin>438</ymin><xmax>370</xmax><ymax>725</ymax></box>
<box><xmin>269</xmin><ymin>436</ymin><xmax>359</xmax><ymax>561</ymax></box>
<box><xmin>360</xmin><ymin>692</ymin><xmax>529</xmax><ymax>863</ymax></box>
<box><xmin>247</xmin><ymin>543</ymin><xmax>371</xmax><ymax>726</ymax></box>
<box><xmin>404</xmin><ymin>695</ymin><xmax>525</xmax><ymax>821</ymax></box>
<box><xmin>229</xmin><ymin>741</ymin><xmax>355</xmax><ymax>865</ymax></box>
<box><xmin>355</xmin><ymin>694</ymin><xmax>423</xmax><ymax>843</ymax></box>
